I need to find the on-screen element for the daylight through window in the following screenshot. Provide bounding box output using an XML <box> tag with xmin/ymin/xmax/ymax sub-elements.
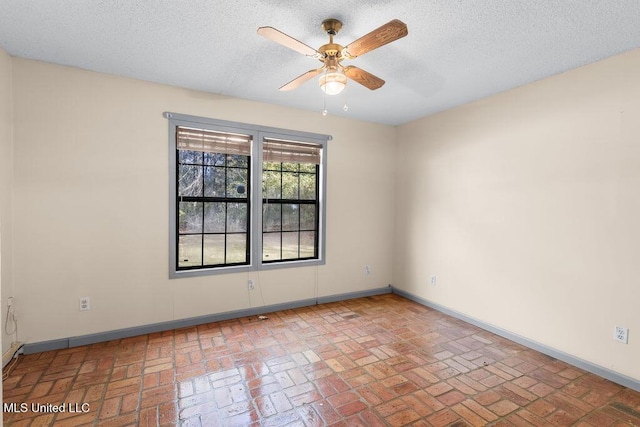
<box><xmin>176</xmin><ymin>127</ymin><xmax>251</xmax><ymax>269</ymax></box>
<box><xmin>262</xmin><ymin>139</ymin><xmax>321</xmax><ymax>262</ymax></box>
<box><xmin>166</xmin><ymin>113</ymin><xmax>328</xmax><ymax>278</ymax></box>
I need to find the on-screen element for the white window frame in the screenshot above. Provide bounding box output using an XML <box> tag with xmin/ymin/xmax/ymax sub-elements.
<box><xmin>165</xmin><ymin>112</ymin><xmax>330</xmax><ymax>278</ymax></box>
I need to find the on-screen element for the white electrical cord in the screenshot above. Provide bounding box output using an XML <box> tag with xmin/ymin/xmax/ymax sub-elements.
<box><xmin>4</xmin><ymin>303</ymin><xmax>17</xmax><ymax>336</ymax></box>
<box><xmin>2</xmin><ymin>343</ymin><xmax>24</xmax><ymax>379</ymax></box>
<box><xmin>3</xmin><ymin>305</ymin><xmax>22</xmax><ymax>379</ymax></box>
<box><xmin>256</xmin><ymin>270</ymin><xmax>266</xmax><ymax>307</ymax></box>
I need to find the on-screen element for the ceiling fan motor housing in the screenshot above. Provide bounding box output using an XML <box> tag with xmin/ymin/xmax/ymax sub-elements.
<box><xmin>318</xmin><ymin>43</ymin><xmax>343</xmax><ymax>60</ymax></box>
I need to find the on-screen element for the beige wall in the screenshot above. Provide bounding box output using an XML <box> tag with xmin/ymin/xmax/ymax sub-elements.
<box><xmin>10</xmin><ymin>58</ymin><xmax>396</xmax><ymax>344</ymax></box>
<box><xmin>1</xmin><ymin>48</ymin><xmax>14</xmax><ymax>358</ymax></box>
<box><xmin>394</xmin><ymin>49</ymin><xmax>640</xmax><ymax>381</ymax></box>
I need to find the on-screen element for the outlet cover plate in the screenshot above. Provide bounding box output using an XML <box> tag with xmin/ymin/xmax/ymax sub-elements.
<box><xmin>614</xmin><ymin>326</ymin><xmax>628</xmax><ymax>344</ymax></box>
<box><xmin>79</xmin><ymin>297</ymin><xmax>90</xmax><ymax>311</ymax></box>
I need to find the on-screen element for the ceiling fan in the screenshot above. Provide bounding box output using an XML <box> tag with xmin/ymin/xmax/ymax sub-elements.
<box><xmin>257</xmin><ymin>18</ymin><xmax>408</xmax><ymax>95</ymax></box>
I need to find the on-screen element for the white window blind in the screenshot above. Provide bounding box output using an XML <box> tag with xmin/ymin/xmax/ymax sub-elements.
<box><xmin>177</xmin><ymin>126</ymin><xmax>251</xmax><ymax>156</ymax></box>
<box><xmin>263</xmin><ymin>138</ymin><xmax>322</xmax><ymax>164</ymax></box>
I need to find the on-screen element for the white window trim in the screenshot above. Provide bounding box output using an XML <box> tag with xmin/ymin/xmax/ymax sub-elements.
<box><xmin>165</xmin><ymin>112</ymin><xmax>330</xmax><ymax>279</ymax></box>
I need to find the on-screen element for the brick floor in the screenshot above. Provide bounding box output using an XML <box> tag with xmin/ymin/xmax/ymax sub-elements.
<box><xmin>3</xmin><ymin>294</ymin><xmax>640</xmax><ymax>426</ymax></box>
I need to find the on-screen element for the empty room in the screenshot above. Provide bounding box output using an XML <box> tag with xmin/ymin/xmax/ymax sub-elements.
<box><xmin>1</xmin><ymin>1</ymin><xmax>640</xmax><ymax>426</ymax></box>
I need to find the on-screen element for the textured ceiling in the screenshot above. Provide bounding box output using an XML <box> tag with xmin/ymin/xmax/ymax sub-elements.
<box><xmin>1</xmin><ymin>1</ymin><xmax>640</xmax><ymax>126</ymax></box>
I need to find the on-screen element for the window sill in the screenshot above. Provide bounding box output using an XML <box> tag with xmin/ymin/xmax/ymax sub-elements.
<box><xmin>169</xmin><ymin>258</ymin><xmax>325</xmax><ymax>279</ymax></box>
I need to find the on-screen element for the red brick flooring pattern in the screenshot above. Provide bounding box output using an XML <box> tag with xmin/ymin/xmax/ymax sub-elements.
<box><xmin>3</xmin><ymin>294</ymin><xmax>640</xmax><ymax>426</ymax></box>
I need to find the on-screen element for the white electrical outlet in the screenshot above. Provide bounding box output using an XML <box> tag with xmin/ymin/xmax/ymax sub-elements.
<box><xmin>614</xmin><ymin>326</ymin><xmax>629</xmax><ymax>344</ymax></box>
<box><xmin>79</xmin><ymin>297</ymin><xmax>90</xmax><ymax>311</ymax></box>
<box><xmin>430</xmin><ymin>275</ymin><xmax>437</xmax><ymax>285</ymax></box>
<box><xmin>365</xmin><ymin>265</ymin><xmax>371</xmax><ymax>275</ymax></box>
<box><xmin>248</xmin><ymin>280</ymin><xmax>255</xmax><ymax>291</ymax></box>
<box><xmin>7</xmin><ymin>297</ymin><xmax>13</xmax><ymax>308</ymax></box>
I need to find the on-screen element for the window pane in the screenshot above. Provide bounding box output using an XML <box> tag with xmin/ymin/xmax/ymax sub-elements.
<box><xmin>300</xmin><ymin>205</ymin><xmax>316</xmax><ymax>230</ymax></box>
<box><xmin>300</xmin><ymin>173</ymin><xmax>316</xmax><ymax>200</ymax></box>
<box><xmin>204</xmin><ymin>152</ymin><xmax>225</xmax><ymax>166</ymax></box>
<box><xmin>227</xmin><ymin>203</ymin><xmax>247</xmax><ymax>232</ymax></box>
<box><xmin>282</xmin><ymin>232</ymin><xmax>299</xmax><ymax>259</ymax></box>
<box><xmin>203</xmin><ymin>202</ymin><xmax>225</xmax><ymax>233</ymax></box>
<box><xmin>204</xmin><ymin>166</ymin><xmax>225</xmax><ymax>197</ymax></box>
<box><xmin>179</xmin><ymin>150</ymin><xmax>203</xmax><ymax>165</ymax></box>
<box><xmin>282</xmin><ymin>204</ymin><xmax>299</xmax><ymax>232</ymax></box>
<box><xmin>300</xmin><ymin>231</ymin><xmax>316</xmax><ymax>258</ymax></box>
<box><xmin>282</xmin><ymin>162</ymin><xmax>298</xmax><ymax>172</ymax></box>
<box><xmin>178</xmin><ymin>235</ymin><xmax>202</xmax><ymax>267</ymax></box>
<box><xmin>299</xmin><ymin>163</ymin><xmax>315</xmax><ymax>173</ymax></box>
<box><xmin>227</xmin><ymin>154</ymin><xmax>248</xmax><ymax>168</ymax></box>
<box><xmin>227</xmin><ymin>168</ymin><xmax>248</xmax><ymax>198</ymax></box>
<box><xmin>226</xmin><ymin>233</ymin><xmax>247</xmax><ymax>263</ymax></box>
<box><xmin>263</xmin><ymin>204</ymin><xmax>281</xmax><ymax>232</ymax></box>
<box><xmin>263</xmin><ymin>233</ymin><xmax>281</xmax><ymax>261</ymax></box>
<box><xmin>203</xmin><ymin>234</ymin><xmax>225</xmax><ymax>265</ymax></box>
<box><xmin>263</xmin><ymin>170</ymin><xmax>281</xmax><ymax>199</ymax></box>
<box><xmin>178</xmin><ymin>165</ymin><xmax>203</xmax><ymax>197</ymax></box>
<box><xmin>282</xmin><ymin>172</ymin><xmax>299</xmax><ymax>199</ymax></box>
<box><xmin>263</xmin><ymin>161</ymin><xmax>281</xmax><ymax>171</ymax></box>
<box><xmin>179</xmin><ymin>202</ymin><xmax>202</xmax><ymax>233</ymax></box>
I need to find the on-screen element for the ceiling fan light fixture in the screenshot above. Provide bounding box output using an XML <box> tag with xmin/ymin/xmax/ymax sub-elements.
<box><xmin>319</xmin><ymin>70</ymin><xmax>347</xmax><ymax>95</ymax></box>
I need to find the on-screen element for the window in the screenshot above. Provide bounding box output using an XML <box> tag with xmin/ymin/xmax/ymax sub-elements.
<box><xmin>176</xmin><ymin>127</ymin><xmax>251</xmax><ymax>270</ymax></box>
<box><xmin>262</xmin><ymin>139</ymin><xmax>320</xmax><ymax>262</ymax></box>
<box><xmin>166</xmin><ymin>113</ymin><xmax>329</xmax><ymax>278</ymax></box>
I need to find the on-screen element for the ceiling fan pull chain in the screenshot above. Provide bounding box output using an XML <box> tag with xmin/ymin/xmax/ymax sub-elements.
<box><xmin>342</xmin><ymin>86</ymin><xmax>348</xmax><ymax>112</ymax></box>
<box><xmin>322</xmin><ymin>69</ymin><xmax>328</xmax><ymax>116</ymax></box>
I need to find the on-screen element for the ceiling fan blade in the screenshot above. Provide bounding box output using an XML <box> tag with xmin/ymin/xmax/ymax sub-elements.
<box><xmin>280</xmin><ymin>68</ymin><xmax>323</xmax><ymax>91</ymax></box>
<box><xmin>343</xmin><ymin>66</ymin><xmax>385</xmax><ymax>90</ymax></box>
<box><xmin>257</xmin><ymin>26</ymin><xmax>319</xmax><ymax>57</ymax></box>
<box><xmin>343</xmin><ymin>19</ymin><xmax>408</xmax><ymax>59</ymax></box>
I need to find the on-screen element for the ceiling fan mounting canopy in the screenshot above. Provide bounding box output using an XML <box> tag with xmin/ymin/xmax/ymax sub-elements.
<box><xmin>322</xmin><ymin>18</ymin><xmax>342</xmax><ymax>36</ymax></box>
<box><xmin>257</xmin><ymin>17</ymin><xmax>408</xmax><ymax>93</ymax></box>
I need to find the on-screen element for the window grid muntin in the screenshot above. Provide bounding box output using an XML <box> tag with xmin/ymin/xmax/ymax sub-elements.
<box><xmin>176</xmin><ymin>149</ymin><xmax>251</xmax><ymax>270</ymax></box>
<box><xmin>262</xmin><ymin>162</ymin><xmax>319</xmax><ymax>263</ymax></box>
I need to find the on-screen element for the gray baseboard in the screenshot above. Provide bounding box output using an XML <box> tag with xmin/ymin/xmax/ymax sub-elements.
<box><xmin>23</xmin><ymin>286</ymin><xmax>392</xmax><ymax>355</ymax></box>
<box><xmin>317</xmin><ymin>285</ymin><xmax>392</xmax><ymax>304</ymax></box>
<box><xmin>392</xmin><ymin>287</ymin><xmax>640</xmax><ymax>393</ymax></box>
